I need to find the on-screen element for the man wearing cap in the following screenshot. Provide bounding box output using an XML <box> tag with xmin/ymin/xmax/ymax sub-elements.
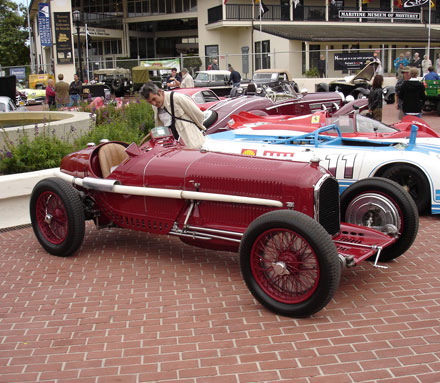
<box><xmin>395</xmin><ymin>66</ymin><xmax>411</xmax><ymax>120</ymax></box>
<box><xmin>398</xmin><ymin>67</ymin><xmax>426</xmax><ymax>118</ymax></box>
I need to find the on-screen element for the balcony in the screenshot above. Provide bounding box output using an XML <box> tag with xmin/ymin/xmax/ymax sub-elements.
<box><xmin>208</xmin><ymin>3</ymin><xmax>439</xmax><ymax>24</ymax></box>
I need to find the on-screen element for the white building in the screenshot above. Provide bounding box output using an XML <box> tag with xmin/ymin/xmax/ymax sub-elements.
<box><xmin>28</xmin><ymin>0</ymin><xmax>440</xmax><ymax>81</ymax></box>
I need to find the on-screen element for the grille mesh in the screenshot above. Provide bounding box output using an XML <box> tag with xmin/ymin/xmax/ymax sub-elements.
<box><xmin>318</xmin><ymin>177</ymin><xmax>340</xmax><ymax>236</ymax></box>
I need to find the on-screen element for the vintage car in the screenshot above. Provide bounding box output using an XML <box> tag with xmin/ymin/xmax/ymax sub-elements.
<box><xmin>204</xmin><ymin>123</ymin><xmax>440</xmax><ymax>214</ymax></box>
<box><xmin>172</xmin><ymin>87</ymin><xmax>224</xmax><ymax>110</ymax></box>
<box><xmin>0</xmin><ymin>96</ymin><xmax>22</xmax><ymax>112</ymax></box>
<box><xmin>93</xmin><ymin>68</ymin><xmax>133</xmax><ymax>97</ymax></box>
<box><xmin>226</xmin><ymin>110</ymin><xmax>440</xmax><ymax>141</ymax></box>
<box><xmin>193</xmin><ymin>70</ymin><xmax>233</xmax><ymax>96</ymax></box>
<box><xmin>205</xmin><ymin>91</ymin><xmax>347</xmax><ymax>134</ymax></box>
<box><xmin>16</xmin><ymin>83</ymin><xmax>46</xmax><ymax>105</ymax></box>
<box><xmin>252</xmin><ymin>69</ymin><xmax>299</xmax><ymax>93</ymax></box>
<box><xmin>30</xmin><ymin>127</ymin><xmax>418</xmax><ymax>318</ymax></box>
<box><xmin>316</xmin><ymin>62</ymin><xmax>395</xmax><ymax>104</ymax></box>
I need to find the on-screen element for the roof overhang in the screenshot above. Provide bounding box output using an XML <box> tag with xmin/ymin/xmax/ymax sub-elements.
<box><xmin>256</xmin><ymin>23</ymin><xmax>440</xmax><ymax>43</ymax></box>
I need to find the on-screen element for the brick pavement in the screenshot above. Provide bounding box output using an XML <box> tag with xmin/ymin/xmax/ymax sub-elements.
<box><xmin>1</xmin><ymin>215</ymin><xmax>440</xmax><ymax>383</ymax></box>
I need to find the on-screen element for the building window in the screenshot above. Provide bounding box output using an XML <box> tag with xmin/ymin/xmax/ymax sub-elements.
<box><xmin>255</xmin><ymin>40</ymin><xmax>270</xmax><ymax>70</ymax></box>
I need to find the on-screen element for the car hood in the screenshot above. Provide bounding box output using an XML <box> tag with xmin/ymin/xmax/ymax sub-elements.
<box><xmin>332</xmin><ymin>61</ymin><xmax>378</xmax><ymax>85</ymax></box>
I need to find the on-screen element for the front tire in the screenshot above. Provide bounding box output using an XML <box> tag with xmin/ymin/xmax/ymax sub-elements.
<box><xmin>381</xmin><ymin>164</ymin><xmax>430</xmax><ymax>214</ymax></box>
<box><xmin>340</xmin><ymin>177</ymin><xmax>418</xmax><ymax>262</ymax></box>
<box><xmin>240</xmin><ymin>210</ymin><xmax>341</xmax><ymax>318</ymax></box>
<box><xmin>30</xmin><ymin>178</ymin><xmax>85</xmax><ymax>257</ymax></box>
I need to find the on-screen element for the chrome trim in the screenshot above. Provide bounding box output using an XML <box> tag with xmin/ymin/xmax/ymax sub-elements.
<box><xmin>313</xmin><ymin>173</ymin><xmax>332</xmax><ymax>222</ymax></box>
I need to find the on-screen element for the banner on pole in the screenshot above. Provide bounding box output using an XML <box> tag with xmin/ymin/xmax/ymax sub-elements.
<box><xmin>38</xmin><ymin>3</ymin><xmax>52</xmax><ymax>47</ymax></box>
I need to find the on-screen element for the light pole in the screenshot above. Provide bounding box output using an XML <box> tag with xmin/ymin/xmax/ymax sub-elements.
<box><xmin>73</xmin><ymin>10</ymin><xmax>83</xmax><ymax>82</ymax></box>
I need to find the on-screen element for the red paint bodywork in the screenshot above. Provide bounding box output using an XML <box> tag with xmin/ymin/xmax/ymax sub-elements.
<box><xmin>227</xmin><ymin>110</ymin><xmax>440</xmax><ymax>140</ymax></box>
<box><xmin>60</xmin><ymin>135</ymin><xmax>397</xmax><ymax>264</ymax></box>
<box><xmin>205</xmin><ymin>92</ymin><xmax>345</xmax><ymax>134</ymax></box>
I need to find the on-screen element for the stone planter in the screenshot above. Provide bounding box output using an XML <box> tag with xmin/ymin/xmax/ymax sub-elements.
<box><xmin>0</xmin><ymin>168</ymin><xmax>57</xmax><ymax>229</ymax></box>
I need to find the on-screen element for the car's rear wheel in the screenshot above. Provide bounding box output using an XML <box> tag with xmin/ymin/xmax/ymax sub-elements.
<box><xmin>240</xmin><ymin>210</ymin><xmax>340</xmax><ymax>318</ymax></box>
<box><xmin>381</xmin><ymin>164</ymin><xmax>430</xmax><ymax>214</ymax></box>
<box><xmin>340</xmin><ymin>177</ymin><xmax>418</xmax><ymax>262</ymax></box>
<box><xmin>30</xmin><ymin>178</ymin><xmax>85</xmax><ymax>257</ymax></box>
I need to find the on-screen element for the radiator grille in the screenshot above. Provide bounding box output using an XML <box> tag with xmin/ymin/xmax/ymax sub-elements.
<box><xmin>317</xmin><ymin>177</ymin><xmax>340</xmax><ymax>236</ymax></box>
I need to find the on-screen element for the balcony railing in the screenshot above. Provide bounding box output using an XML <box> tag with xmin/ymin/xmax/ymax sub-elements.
<box><xmin>208</xmin><ymin>3</ymin><xmax>436</xmax><ymax>24</ymax></box>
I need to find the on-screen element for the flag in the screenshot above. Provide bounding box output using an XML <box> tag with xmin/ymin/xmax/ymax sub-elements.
<box><xmin>256</xmin><ymin>0</ymin><xmax>269</xmax><ymax>15</ymax></box>
<box><xmin>431</xmin><ymin>0</ymin><xmax>435</xmax><ymax>7</ymax></box>
<box><xmin>224</xmin><ymin>0</ymin><xmax>228</xmax><ymax>3</ymax></box>
<box><xmin>293</xmin><ymin>0</ymin><xmax>300</xmax><ymax>8</ymax></box>
<box><xmin>394</xmin><ymin>0</ymin><xmax>403</xmax><ymax>7</ymax></box>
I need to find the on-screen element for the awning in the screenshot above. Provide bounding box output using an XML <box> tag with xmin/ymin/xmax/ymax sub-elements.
<box><xmin>257</xmin><ymin>24</ymin><xmax>440</xmax><ymax>43</ymax></box>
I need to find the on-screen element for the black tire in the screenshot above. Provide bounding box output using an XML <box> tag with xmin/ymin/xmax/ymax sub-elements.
<box><xmin>381</xmin><ymin>164</ymin><xmax>430</xmax><ymax>214</ymax></box>
<box><xmin>340</xmin><ymin>177</ymin><xmax>419</xmax><ymax>262</ymax></box>
<box><xmin>111</xmin><ymin>79</ymin><xmax>123</xmax><ymax>92</ymax></box>
<box><xmin>436</xmin><ymin>101</ymin><xmax>440</xmax><ymax>116</ymax></box>
<box><xmin>240</xmin><ymin>210</ymin><xmax>341</xmax><ymax>318</ymax></box>
<box><xmin>386</xmin><ymin>94</ymin><xmax>395</xmax><ymax>104</ymax></box>
<box><xmin>30</xmin><ymin>178</ymin><xmax>85</xmax><ymax>257</ymax></box>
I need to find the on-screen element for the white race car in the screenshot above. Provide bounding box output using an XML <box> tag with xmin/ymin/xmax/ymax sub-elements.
<box><xmin>204</xmin><ymin>124</ymin><xmax>440</xmax><ymax>214</ymax></box>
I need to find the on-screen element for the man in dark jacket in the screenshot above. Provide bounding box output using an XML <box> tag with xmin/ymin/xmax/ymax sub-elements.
<box><xmin>69</xmin><ymin>74</ymin><xmax>82</xmax><ymax>106</ymax></box>
<box><xmin>399</xmin><ymin>67</ymin><xmax>426</xmax><ymax>118</ymax></box>
<box><xmin>229</xmin><ymin>67</ymin><xmax>241</xmax><ymax>87</ymax></box>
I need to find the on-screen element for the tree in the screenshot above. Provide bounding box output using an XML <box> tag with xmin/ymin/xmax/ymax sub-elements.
<box><xmin>0</xmin><ymin>0</ymin><xmax>30</xmax><ymax>67</ymax></box>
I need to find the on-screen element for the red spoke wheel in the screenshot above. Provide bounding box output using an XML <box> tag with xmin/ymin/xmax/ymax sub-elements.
<box><xmin>30</xmin><ymin>178</ymin><xmax>85</xmax><ymax>257</ymax></box>
<box><xmin>240</xmin><ymin>210</ymin><xmax>340</xmax><ymax>318</ymax></box>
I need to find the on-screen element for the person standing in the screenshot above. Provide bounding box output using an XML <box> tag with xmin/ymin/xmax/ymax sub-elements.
<box><xmin>436</xmin><ymin>53</ymin><xmax>440</xmax><ymax>74</ymax></box>
<box><xmin>45</xmin><ymin>78</ymin><xmax>56</xmax><ymax>108</ymax></box>
<box><xmin>54</xmin><ymin>73</ymin><xmax>70</xmax><ymax>108</ymax></box>
<box><xmin>208</xmin><ymin>58</ymin><xmax>219</xmax><ymax>70</ymax></box>
<box><xmin>367</xmin><ymin>75</ymin><xmax>384</xmax><ymax>122</ymax></box>
<box><xmin>180</xmin><ymin>68</ymin><xmax>194</xmax><ymax>88</ymax></box>
<box><xmin>410</xmin><ymin>52</ymin><xmax>422</xmax><ymax>77</ymax></box>
<box><xmin>229</xmin><ymin>66</ymin><xmax>241</xmax><ymax>87</ymax></box>
<box><xmin>423</xmin><ymin>66</ymin><xmax>440</xmax><ymax>80</ymax></box>
<box><xmin>399</xmin><ymin>67</ymin><xmax>426</xmax><ymax>118</ymax></box>
<box><xmin>372</xmin><ymin>51</ymin><xmax>383</xmax><ymax>75</ymax></box>
<box><xmin>69</xmin><ymin>73</ymin><xmax>82</xmax><ymax>106</ymax></box>
<box><xmin>421</xmin><ymin>54</ymin><xmax>432</xmax><ymax>75</ymax></box>
<box><xmin>140</xmin><ymin>82</ymin><xmax>205</xmax><ymax>149</ymax></box>
<box><xmin>394</xmin><ymin>53</ymin><xmax>409</xmax><ymax>79</ymax></box>
<box><xmin>318</xmin><ymin>55</ymin><xmax>326</xmax><ymax>78</ymax></box>
<box><xmin>395</xmin><ymin>66</ymin><xmax>411</xmax><ymax>120</ymax></box>
<box><xmin>165</xmin><ymin>68</ymin><xmax>181</xmax><ymax>89</ymax></box>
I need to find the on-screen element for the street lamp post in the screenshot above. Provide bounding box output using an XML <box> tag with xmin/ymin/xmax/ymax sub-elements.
<box><xmin>73</xmin><ymin>10</ymin><xmax>83</xmax><ymax>82</ymax></box>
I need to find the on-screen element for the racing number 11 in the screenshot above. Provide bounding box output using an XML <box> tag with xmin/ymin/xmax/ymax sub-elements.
<box><xmin>324</xmin><ymin>153</ymin><xmax>357</xmax><ymax>179</ymax></box>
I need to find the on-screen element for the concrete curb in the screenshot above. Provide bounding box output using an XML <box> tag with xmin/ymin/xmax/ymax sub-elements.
<box><xmin>0</xmin><ymin>168</ymin><xmax>57</xmax><ymax>229</ymax></box>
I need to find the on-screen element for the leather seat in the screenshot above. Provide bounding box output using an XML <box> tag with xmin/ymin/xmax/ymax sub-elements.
<box><xmin>98</xmin><ymin>143</ymin><xmax>128</xmax><ymax>178</ymax></box>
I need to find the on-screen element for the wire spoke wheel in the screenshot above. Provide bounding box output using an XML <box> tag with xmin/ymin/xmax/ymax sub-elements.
<box><xmin>250</xmin><ymin>229</ymin><xmax>319</xmax><ymax>304</ymax></box>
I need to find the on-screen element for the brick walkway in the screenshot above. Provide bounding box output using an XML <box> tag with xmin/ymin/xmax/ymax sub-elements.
<box><xmin>1</xmin><ymin>215</ymin><xmax>440</xmax><ymax>383</ymax></box>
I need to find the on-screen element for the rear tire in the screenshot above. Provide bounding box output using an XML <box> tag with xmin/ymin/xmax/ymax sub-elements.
<box><xmin>30</xmin><ymin>178</ymin><xmax>85</xmax><ymax>257</ymax></box>
<box><xmin>381</xmin><ymin>164</ymin><xmax>430</xmax><ymax>214</ymax></box>
<box><xmin>340</xmin><ymin>177</ymin><xmax>419</xmax><ymax>262</ymax></box>
<box><xmin>240</xmin><ymin>210</ymin><xmax>340</xmax><ymax>317</ymax></box>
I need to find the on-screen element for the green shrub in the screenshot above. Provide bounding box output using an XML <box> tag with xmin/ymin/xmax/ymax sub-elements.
<box><xmin>304</xmin><ymin>68</ymin><xmax>320</xmax><ymax>78</ymax></box>
<box><xmin>0</xmin><ymin>126</ymin><xmax>74</xmax><ymax>174</ymax></box>
<box><xmin>0</xmin><ymin>100</ymin><xmax>155</xmax><ymax>175</ymax></box>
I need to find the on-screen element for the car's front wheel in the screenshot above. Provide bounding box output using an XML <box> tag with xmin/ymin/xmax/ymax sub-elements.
<box><xmin>30</xmin><ymin>178</ymin><xmax>85</xmax><ymax>257</ymax></box>
<box><xmin>240</xmin><ymin>210</ymin><xmax>340</xmax><ymax>318</ymax></box>
<box><xmin>340</xmin><ymin>177</ymin><xmax>419</xmax><ymax>262</ymax></box>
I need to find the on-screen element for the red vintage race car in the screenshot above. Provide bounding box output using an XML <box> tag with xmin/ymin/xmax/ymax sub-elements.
<box><xmin>205</xmin><ymin>90</ymin><xmax>348</xmax><ymax>134</ymax></box>
<box><xmin>226</xmin><ymin>109</ymin><xmax>439</xmax><ymax>141</ymax></box>
<box><xmin>30</xmin><ymin>127</ymin><xmax>418</xmax><ymax>317</ymax></box>
<box><xmin>171</xmin><ymin>87</ymin><xmax>224</xmax><ymax>110</ymax></box>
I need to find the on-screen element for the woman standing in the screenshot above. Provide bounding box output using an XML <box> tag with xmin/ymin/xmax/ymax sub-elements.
<box><xmin>368</xmin><ymin>75</ymin><xmax>384</xmax><ymax>122</ymax></box>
